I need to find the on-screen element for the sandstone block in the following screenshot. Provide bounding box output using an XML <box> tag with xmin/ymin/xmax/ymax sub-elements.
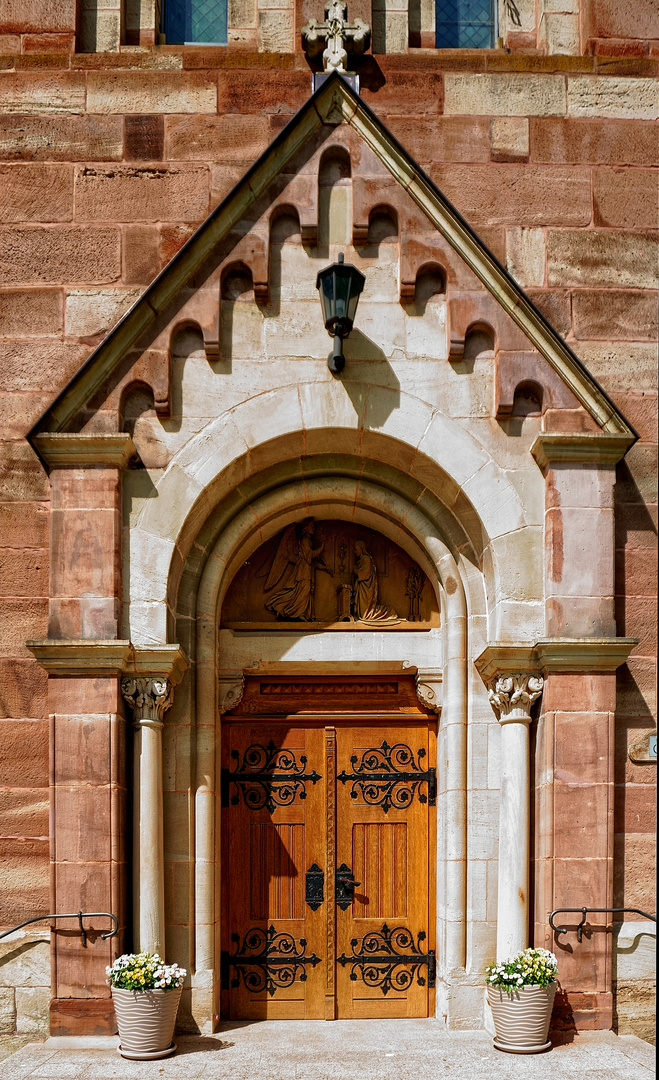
<box><xmin>0</xmin><ymin>988</ymin><xmax>15</xmax><ymax>1033</ymax></box>
<box><xmin>210</xmin><ymin>164</ymin><xmax>252</xmax><ymax>205</ymax></box>
<box><xmin>15</xmin><ymin>987</ymin><xmax>49</xmax><ymax>1034</ymax></box>
<box><xmin>0</xmin><ymin>788</ymin><xmax>48</xmax><ymax>838</ymax></box>
<box><xmin>430</xmin><ymin>165</ymin><xmax>591</xmax><ymax>226</ymax></box>
<box><xmin>217</xmin><ymin>69</ymin><xmax>309</xmax><ymax>114</ymax></box>
<box><xmin>0</xmin><ymin>599</ymin><xmax>48</xmax><ymax>658</ymax></box>
<box><xmin>490</xmin><ymin>116</ymin><xmax>529</xmax><ymax>161</ymax></box>
<box><xmin>0</xmin><ymin>73</ymin><xmax>85</xmax><ymax>114</ymax></box>
<box><xmin>548</xmin><ymin>230</ymin><xmax>658</xmax><ymax>289</ymax></box>
<box><xmin>74</xmin><ymin>164</ymin><xmax>208</xmax><ymax>223</ymax></box>
<box><xmin>589</xmin><ymin>0</ymin><xmax>659</xmax><ymax>40</ymax></box>
<box><xmin>64</xmin><ymin>287</ymin><xmax>143</xmax><ymax>338</ymax></box>
<box><xmin>0</xmin><ymin>0</ymin><xmax>76</xmax><ymax>33</ymax></box>
<box><xmin>385</xmin><ymin>116</ymin><xmax>490</xmax><ymax>163</ymax></box>
<box><xmin>0</xmin><ymin>164</ymin><xmax>72</xmax><ymax>222</ymax></box>
<box><xmin>0</xmin><ymin>226</ymin><xmax>121</xmax><ymax>285</ymax></box>
<box><xmin>575</xmin><ymin>342</ymin><xmax>658</xmax><ymax>394</ymax></box>
<box><xmin>0</xmin><ymin>443</ymin><xmax>48</xmax><ymax>501</ymax></box>
<box><xmin>530</xmin><ymin>118</ymin><xmax>659</xmax><ymax>165</ymax></box>
<box><xmin>0</xmin><ymin>548</ymin><xmax>48</xmax><ymax>597</ymax></box>
<box><xmin>0</xmin><ymin>391</ymin><xmax>60</xmax><ymax>439</ymax></box>
<box><xmin>0</xmin><ymin>114</ymin><xmax>123</xmax><ymax>162</ymax></box>
<box><xmin>567</xmin><ymin>76</ymin><xmax>659</xmax><ymax>120</ymax></box>
<box><xmin>124</xmin><ymin>114</ymin><xmax>164</xmax><ymax>161</ymax></box>
<box><xmin>444</xmin><ymin>73</ymin><xmax>566</xmax><ymax>116</ymax></box>
<box><xmin>573</xmin><ymin>289</ymin><xmax>658</xmax><ymax>341</ymax></box>
<box><xmin>123</xmin><ymin>224</ymin><xmax>160</xmax><ymax>285</ymax></box>
<box><xmin>0</xmin><ymin>659</ymin><xmax>47</xmax><ymax>720</ymax></box>
<box><xmin>87</xmin><ymin>72</ymin><xmax>217</xmax><ymax>114</ymax></box>
<box><xmin>592</xmin><ymin>167</ymin><xmax>658</xmax><ymax>229</ymax></box>
<box><xmin>540</xmin><ymin>11</ymin><xmax>580</xmax><ymax>55</ymax></box>
<box><xmin>160</xmin><ymin>224</ymin><xmax>196</xmax><ymax>266</ymax></box>
<box><xmin>615</xmin><ymin>782</ymin><xmax>657</xmax><ymax>833</ymax></box>
<box><xmin>257</xmin><ymin>9</ymin><xmax>294</xmax><ymax>51</ymax></box>
<box><xmin>0</xmin><ymin>340</ymin><xmax>87</xmax><ymax>391</ymax></box>
<box><xmin>527</xmin><ymin>288</ymin><xmax>571</xmax><ymax>335</ymax></box>
<box><xmin>506</xmin><ymin>227</ymin><xmax>545</xmax><ymax>286</ymax></box>
<box><xmin>362</xmin><ymin>72</ymin><xmax>443</xmax><ymax>116</ymax></box>
<box><xmin>165</xmin><ymin>113</ymin><xmax>270</xmax><ymax>161</ymax></box>
<box><xmin>21</xmin><ymin>32</ymin><xmax>75</xmax><ymax>52</ymax></box>
<box><xmin>0</xmin><ymin>289</ymin><xmax>62</xmax><ymax>336</ymax></box>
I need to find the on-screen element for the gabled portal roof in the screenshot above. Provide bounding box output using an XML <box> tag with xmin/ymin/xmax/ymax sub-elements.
<box><xmin>28</xmin><ymin>71</ymin><xmax>634</xmax><ymax>444</ymax></box>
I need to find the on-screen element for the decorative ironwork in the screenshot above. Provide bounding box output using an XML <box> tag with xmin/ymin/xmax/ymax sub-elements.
<box><xmin>222</xmin><ymin>925</ymin><xmax>321</xmax><ymax>996</ymax></box>
<box><xmin>305</xmin><ymin>863</ymin><xmax>325</xmax><ymax>911</ymax></box>
<box><xmin>222</xmin><ymin>740</ymin><xmax>321</xmax><ymax>812</ymax></box>
<box><xmin>335</xmin><ymin>863</ymin><xmax>361</xmax><ymax>911</ymax></box>
<box><xmin>337</xmin><ymin>923</ymin><xmax>435</xmax><ymax>995</ymax></box>
<box><xmin>337</xmin><ymin>741</ymin><xmax>436</xmax><ymax>813</ymax></box>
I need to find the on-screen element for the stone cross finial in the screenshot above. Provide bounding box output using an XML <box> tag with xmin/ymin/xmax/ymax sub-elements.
<box><xmin>302</xmin><ymin>1</ymin><xmax>371</xmax><ymax>73</ymax></box>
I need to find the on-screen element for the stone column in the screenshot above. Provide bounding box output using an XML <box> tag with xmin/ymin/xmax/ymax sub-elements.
<box><xmin>488</xmin><ymin>672</ymin><xmax>543</xmax><ymax>961</ymax></box>
<box><xmin>121</xmin><ymin>676</ymin><xmax>173</xmax><ymax>956</ymax></box>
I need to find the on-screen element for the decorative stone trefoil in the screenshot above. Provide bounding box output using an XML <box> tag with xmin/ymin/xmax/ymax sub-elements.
<box><xmin>487</xmin><ymin>673</ymin><xmax>544</xmax><ymax>723</ymax></box>
<box><xmin>121</xmin><ymin>676</ymin><xmax>174</xmax><ymax>725</ymax></box>
<box><xmin>302</xmin><ymin>1</ymin><xmax>371</xmax><ymax>73</ymax></box>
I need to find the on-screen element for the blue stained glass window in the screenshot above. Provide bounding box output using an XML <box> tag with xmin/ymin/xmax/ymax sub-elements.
<box><xmin>435</xmin><ymin>0</ymin><xmax>495</xmax><ymax>48</ymax></box>
<box><xmin>164</xmin><ymin>0</ymin><xmax>228</xmax><ymax>44</ymax></box>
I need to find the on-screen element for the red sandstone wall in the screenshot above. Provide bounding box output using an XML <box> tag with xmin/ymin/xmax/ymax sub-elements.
<box><xmin>0</xmin><ymin>46</ymin><xmax>656</xmax><ymax>1028</ymax></box>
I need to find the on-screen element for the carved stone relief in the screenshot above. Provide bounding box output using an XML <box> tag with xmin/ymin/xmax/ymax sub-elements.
<box><xmin>221</xmin><ymin>519</ymin><xmax>438</xmax><ymax>630</ymax></box>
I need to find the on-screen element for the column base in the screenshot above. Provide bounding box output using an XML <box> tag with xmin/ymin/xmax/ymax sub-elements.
<box><xmin>50</xmin><ymin>997</ymin><xmax>117</xmax><ymax>1036</ymax></box>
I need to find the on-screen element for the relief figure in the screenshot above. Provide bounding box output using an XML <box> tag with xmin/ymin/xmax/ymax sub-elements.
<box><xmin>264</xmin><ymin>518</ymin><xmax>332</xmax><ymax>620</ymax></box>
<box><xmin>352</xmin><ymin>541</ymin><xmax>400</xmax><ymax>624</ymax></box>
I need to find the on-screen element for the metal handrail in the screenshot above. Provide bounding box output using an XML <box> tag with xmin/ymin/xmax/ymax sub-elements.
<box><xmin>0</xmin><ymin>911</ymin><xmax>118</xmax><ymax>948</ymax></box>
<box><xmin>549</xmin><ymin>907</ymin><xmax>656</xmax><ymax>943</ymax></box>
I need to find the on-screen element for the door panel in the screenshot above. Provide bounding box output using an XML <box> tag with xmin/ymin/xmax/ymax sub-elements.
<box><xmin>222</xmin><ymin>724</ymin><xmax>326</xmax><ymax>1018</ymax></box>
<box><xmin>222</xmin><ymin>715</ymin><xmax>435</xmax><ymax>1021</ymax></box>
<box><xmin>335</xmin><ymin>725</ymin><xmax>434</xmax><ymax>1019</ymax></box>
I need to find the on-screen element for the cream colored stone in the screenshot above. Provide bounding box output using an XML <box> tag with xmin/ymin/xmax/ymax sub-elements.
<box><xmin>258</xmin><ymin>9</ymin><xmax>294</xmax><ymax>51</ymax></box>
<box><xmin>490</xmin><ymin>117</ymin><xmax>530</xmax><ymax>160</ymax></box>
<box><xmin>462</xmin><ymin>459</ymin><xmax>528</xmax><ymax>539</ymax></box>
<box><xmin>81</xmin><ymin>8</ymin><xmax>121</xmax><ymax>52</ymax></box>
<box><xmin>506</xmin><ymin>227</ymin><xmax>545</xmax><ymax>288</ymax></box>
<box><xmin>65</xmin><ymin>289</ymin><xmax>142</xmax><ymax>339</ymax></box>
<box><xmin>613</xmin><ymin>922</ymin><xmax>656</xmax><ymax>982</ymax></box>
<box><xmin>567</xmin><ymin>76</ymin><xmax>659</xmax><ymax>121</ymax></box>
<box><xmin>87</xmin><ymin>73</ymin><xmax>217</xmax><ymax>115</ymax></box>
<box><xmin>0</xmin><ymin>76</ymin><xmax>86</xmax><ymax>115</ymax></box>
<box><xmin>372</xmin><ymin>10</ymin><xmax>408</xmax><ymax>53</ymax></box>
<box><xmin>499</xmin><ymin>0</ymin><xmax>535</xmax><ymax>32</ymax></box>
<box><xmin>15</xmin><ymin>988</ymin><xmax>49</xmax><ymax>1035</ymax></box>
<box><xmin>221</xmin><ymin>299</ymin><xmax>263</xmax><ymax>360</ymax></box>
<box><xmin>229</xmin><ymin>0</ymin><xmax>256</xmax><ymax>25</ymax></box>
<box><xmin>540</xmin><ymin>11</ymin><xmax>580</xmax><ymax>54</ymax></box>
<box><xmin>444</xmin><ymin>74</ymin><xmax>566</xmax><ymax>117</ymax></box>
<box><xmin>489</xmin><ymin>528</ymin><xmax>544</xmax><ymax>601</ymax></box>
<box><xmin>0</xmin><ymin>934</ymin><xmax>49</xmax><ymax>988</ymax></box>
<box><xmin>0</xmin><ymin>988</ymin><xmax>15</xmax><ymax>1034</ymax></box>
<box><xmin>405</xmin><ymin>302</ymin><xmax>447</xmax><ymax>360</ymax></box>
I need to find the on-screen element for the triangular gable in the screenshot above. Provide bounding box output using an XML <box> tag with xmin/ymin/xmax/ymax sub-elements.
<box><xmin>27</xmin><ymin>71</ymin><xmax>634</xmax><ymax>446</ymax></box>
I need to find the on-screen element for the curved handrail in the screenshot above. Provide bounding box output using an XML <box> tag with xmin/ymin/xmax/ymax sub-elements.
<box><xmin>0</xmin><ymin>911</ymin><xmax>118</xmax><ymax>948</ymax></box>
<box><xmin>549</xmin><ymin>906</ymin><xmax>656</xmax><ymax>943</ymax></box>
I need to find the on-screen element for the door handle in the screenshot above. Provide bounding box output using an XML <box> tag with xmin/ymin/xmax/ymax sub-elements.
<box><xmin>336</xmin><ymin>863</ymin><xmax>361</xmax><ymax>910</ymax></box>
<box><xmin>305</xmin><ymin>863</ymin><xmax>325</xmax><ymax>911</ymax></box>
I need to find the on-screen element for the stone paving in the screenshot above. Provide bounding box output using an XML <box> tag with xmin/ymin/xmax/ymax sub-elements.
<box><xmin>0</xmin><ymin>1023</ymin><xmax>654</xmax><ymax>1080</ymax></box>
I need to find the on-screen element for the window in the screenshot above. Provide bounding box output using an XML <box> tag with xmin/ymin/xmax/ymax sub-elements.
<box><xmin>435</xmin><ymin>0</ymin><xmax>495</xmax><ymax>48</ymax></box>
<box><xmin>163</xmin><ymin>0</ymin><xmax>228</xmax><ymax>44</ymax></box>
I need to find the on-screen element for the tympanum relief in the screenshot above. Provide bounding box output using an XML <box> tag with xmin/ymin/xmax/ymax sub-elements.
<box><xmin>221</xmin><ymin>519</ymin><xmax>438</xmax><ymax>630</ymax></box>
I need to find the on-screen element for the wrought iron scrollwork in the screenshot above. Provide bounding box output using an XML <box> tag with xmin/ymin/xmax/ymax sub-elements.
<box><xmin>337</xmin><ymin>740</ymin><xmax>435</xmax><ymax>813</ymax></box>
<box><xmin>222</xmin><ymin>740</ymin><xmax>322</xmax><ymax>812</ymax></box>
<box><xmin>337</xmin><ymin>923</ymin><xmax>435</xmax><ymax>995</ymax></box>
<box><xmin>222</xmin><ymin>925</ymin><xmax>322</xmax><ymax>996</ymax></box>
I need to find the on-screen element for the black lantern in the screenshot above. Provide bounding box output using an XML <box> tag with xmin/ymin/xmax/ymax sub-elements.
<box><xmin>315</xmin><ymin>252</ymin><xmax>365</xmax><ymax>374</ymax></box>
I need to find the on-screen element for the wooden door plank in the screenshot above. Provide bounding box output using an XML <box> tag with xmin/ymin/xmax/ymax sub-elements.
<box><xmin>324</xmin><ymin>726</ymin><xmax>336</xmax><ymax>1021</ymax></box>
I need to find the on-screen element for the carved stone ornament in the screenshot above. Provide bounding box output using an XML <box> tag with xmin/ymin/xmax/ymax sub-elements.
<box><xmin>121</xmin><ymin>676</ymin><xmax>174</xmax><ymax>726</ymax></box>
<box><xmin>487</xmin><ymin>673</ymin><xmax>544</xmax><ymax>723</ymax></box>
<box><xmin>218</xmin><ymin>671</ymin><xmax>245</xmax><ymax>714</ymax></box>
<box><xmin>415</xmin><ymin>672</ymin><xmax>443</xmax><ymax>714</ymax></box>
<box><xmin>301</xmin><ymin>0</ymin><xmax>371</xmax><ymax>73</ymax></box>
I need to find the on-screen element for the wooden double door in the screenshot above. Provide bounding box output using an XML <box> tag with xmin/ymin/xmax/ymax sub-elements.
<box><xmin>221</xmin><ymin>678</ymin><xmax>436</xmax><ymax>1020</ymax></box>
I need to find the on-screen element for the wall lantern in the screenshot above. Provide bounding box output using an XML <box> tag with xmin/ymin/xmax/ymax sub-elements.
<box><xmin>315</xmin><ymin>252</ymin><xmax>365</xmax><ymax>374</ymax></box>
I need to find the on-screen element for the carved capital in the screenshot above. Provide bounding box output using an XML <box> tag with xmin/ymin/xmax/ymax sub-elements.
<box><xmin>414</xmin><ymin>670</ymin><xmax>443</xmax><ymax>714</ymax></box>
<box><xmin>487</xmin><ymin>673</ymin><xmax>543</xmax><ymax>724</ymax></box>
<box><xmin>218</xmin><ymin>670</ymin><xmax>245</xmax><ymax>714</ymax></box>
<box><xmin>121</xmin><ymin>676</ymin><xmax>174</xmax><ymax>726</ymax></box>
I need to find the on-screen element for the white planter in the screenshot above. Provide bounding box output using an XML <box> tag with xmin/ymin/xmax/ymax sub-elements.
<box><xmin>487</xmin><ymin>982</ymin><xmax>556</xmax><ymax>1054</ymax></box>
<box><xmin>111</xmin><ymin>986</ymin><xmax>182</xmax><ymax>1060</ymax></box>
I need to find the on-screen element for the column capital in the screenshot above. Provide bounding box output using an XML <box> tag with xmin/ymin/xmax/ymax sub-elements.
<box><xmin>121</xmin><ymin>676</ymin><xmax>173</xmax><ymax>727</ymax></box>
<box><xmin>530</xmin><ymin>432</ymin><xmax>634</xmax><ymax>472</ymax></box>
<box><xmin>33</xmin><ymin>433</ymin><xmax>137</xmax><ymax>472</ymax></box>
<box><xmin>488</xmin><ymin>673</ymin><xmax>544</xmax><ymax>724</ymax></box>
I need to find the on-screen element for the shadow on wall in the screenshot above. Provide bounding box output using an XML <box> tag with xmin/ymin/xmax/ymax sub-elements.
<box><xmin>341</xmin><ymin>329</ymin><xmax>401</xmax><ymax>427</ymax></box>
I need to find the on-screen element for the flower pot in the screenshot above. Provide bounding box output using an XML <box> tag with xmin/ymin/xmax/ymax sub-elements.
<box><xmin>112</xmin><ymin>986</ymin><xmax>182</xmax><ymax>1060</ymax></box>
<box><xmin>487</xmin><ymin>981</ymin><xmax>556</xmax><ymax>1054</ymax></box>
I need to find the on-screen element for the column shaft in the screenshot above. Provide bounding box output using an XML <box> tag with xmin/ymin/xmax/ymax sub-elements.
<box><xmin>497</xmin><ymin>718</ymin><xmax>530</xmax><ymax>960</ymax></box>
